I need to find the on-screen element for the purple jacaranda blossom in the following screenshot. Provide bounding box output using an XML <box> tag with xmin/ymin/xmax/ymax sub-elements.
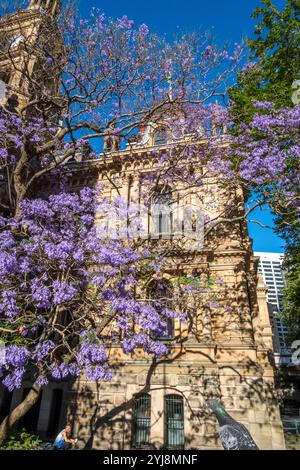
<box><xmin>252</xmin><ymin>100</ymin><xmax>275</xmax><ymax>110</ymax></box>
<box><xmin>0</xmin><ymin>148</ymin><xmax>8</xmax><ymax>159</ymax></box>
<box><xmin>50</xmin><ymin>362</ymin><xmax>81</xmax><ymax>380</ymax></box>
<box><xmin>116</xmin><ymin>15</ymin><xmax>134</xmax><ymax>30</ymax></box>
<box><xmin>209</xmin><ymin>301</ymin><xmax>220</xmax><ymax>309</ymax></box>
<box><xmin>139</xmin><ymin>23</ymin><xmax>149</xmax><ymax>35</ymax></box>
<box><xmin>0</xmin><ymin>9</ymin><xmax>249</xmax><ymax>395</ymax></box>
<box><xmin>31</xmin><ymin>280</ymin><xmax>52</xmax><ymax>309</ymax></box>
<box><xmin>32</xmin><ymin>341</ymin><xmax>55</xmax><ymax>361</ymax></box>
<box><xmin>2</xmin><ymin>368</ymin><xmax>26</xmax><ymax>391</ymax></box>
<box><xmin>36</xmin><ymin>376</ymin><xmax>49</xmax><ymax>386</ymax></box>
<box><xmin>241</xmin><ymin>61</ymin><xmax>256</xmax><ymax>74</ymax></box>
<box><xmin>0</xmin><ymin>187</ymin><xmax>193</xmax><ymax>391</ymax></box>
<box><xmin>4</xmin><ymin>345</ymin><xmax>30</xmax><ymax>368</ymax></box>
<box><xmin>0</xmin><ymin>290</ymin><xmax>19</xmax><ymax>319</ymax></box>
<box><xmin>78</xmin><ymin>333</ymin><xmax>108</xmax><ymax>366</ymax></box>
<box><xmin>205</xmin><ymin>103</ymin><xmax>300</xmax><ymax>215</ymax></box>
<box><xmin>52</xmin><ymin>281</ymin><xmax>77</xmax><ymax>305</ymax></box>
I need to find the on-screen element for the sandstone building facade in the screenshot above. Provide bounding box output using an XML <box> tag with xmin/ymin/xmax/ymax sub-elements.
<box><xmin>0</xmin><ymin>1</ymin><xmax>286</xmax><ymax>450</ymax></box>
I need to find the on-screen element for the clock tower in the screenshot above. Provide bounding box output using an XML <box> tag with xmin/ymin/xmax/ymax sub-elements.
<box><xmin>0</xmin><ymin>0</ymin><xmax>61</xmax><ymax>111</ymax></box>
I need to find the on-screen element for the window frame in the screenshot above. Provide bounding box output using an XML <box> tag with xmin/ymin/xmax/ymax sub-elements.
<box><xmin>164</xmin><ymin>394</ymin><xmax>185</xmax><ymax>450</ymax></box>
<box><xmin>132</xmin><ymin>393</ymin><xmax>152</xmax><ymax>449</ymax></box>
<box><xmin>153</xmin><ymin>127</ymin><xmax>168</xmax><ymax>146</ymax></box>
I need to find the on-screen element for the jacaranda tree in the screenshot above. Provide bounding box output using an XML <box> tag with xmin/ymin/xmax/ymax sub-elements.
<box><xmin>0</xmin><ymin>1</ymin><xmax>241</xmax><ymax>442</ymax></box>
<box><xmin>1</xmin><ymin>0</ymin><xmax>298</xmax><ymax>445</ymax></box>
<box><xmin>229</xmin><ymin>0</ymin><xmax>300</xmax><ymax>342</ymax></box>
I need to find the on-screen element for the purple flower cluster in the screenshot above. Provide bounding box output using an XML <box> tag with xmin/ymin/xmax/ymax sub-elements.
<box><xmin>1</xmin><ymin>346</ymin><xmax>30</xmax><ymax>391</ymax></box>
<box><xmin>32</xmin><ymin>341</ymin><xmax>55</xmax><ymax>361</ymax></box>
<box><xmin>78</xmin><ymin>340</ymin><xmax>107</xmax><ymax>366</ymax></box>
<box><xmin>52</xmin><ymin>281</ymin><xmax>77</xmax><ymax>305</ymax></box>
<box><xmin>0</xmin><ymin>290</ymin><xmax>19</xmax><ymax>319</ymax></box>
<box><xmin>122</xmin><ymin>332</ymin><xmax>168</xmax><ymax>356</ymax></box>
<box><xmin>50</xmin><ymin>362</ymin><xmax>81</xmax><ymax>380</ymax></box>
<box><xmin>77</xmin><ymin>332</ymin><xmax>112</xmax><ymax>382</ymax></box>
<box><xmin>0</xmin><ymin>9</ymin><xmax>251</xmax><ymax>394</ymax></box>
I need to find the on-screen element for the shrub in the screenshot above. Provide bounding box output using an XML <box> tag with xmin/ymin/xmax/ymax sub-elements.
<box><xmin>0</xmin><ymin>429</ymin><xmax>42</xmax><ymax>450</ymax></box>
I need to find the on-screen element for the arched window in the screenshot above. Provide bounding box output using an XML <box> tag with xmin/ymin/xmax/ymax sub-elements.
<box><xmin>165</xmin><ymin>394</ymin><xmax>184</xmax><ymax>449</ymax></box>
<box><xmin>153</xmin><ymin>127</ymin><xmax>167</xmax><ymax>145</ymax></box>
<box><xmin>151</xmin><ymin>190</ymin><xmax>173</xmax><ymax>239</ymax></box>
<box><xmin>148</xmin><ymin>282</ymin><xmax>174</xmax><ymax>340</ymax></box>
<box><xmin>132</xmin><ymin>394</ymin><xmax>151</xmax><ymax>448</ymax></box>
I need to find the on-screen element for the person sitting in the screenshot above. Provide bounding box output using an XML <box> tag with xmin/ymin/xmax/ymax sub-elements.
<box><xmin>54</xmin><ymin>423</ymin><xmax>77</xmax><ymax>450</ymax></box>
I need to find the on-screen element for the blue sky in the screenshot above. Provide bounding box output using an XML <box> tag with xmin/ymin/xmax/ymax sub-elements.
<box><xmin>247</xmin><ymin>204</ymin><xmax>285</xmax><ymax>253</ymax></box>
<box><xmin>79</xmin><ymin>0</ymin><xmax>286</xmax><ymax>253</ymax></box>
<box><xmin>2</xmin><ymin>1</ymin><xmax>285</xmax><ymax>253</ymax></box>
<box><xmin>80</xmin><ymin>0</ymin><xmax>286</xmax><ymax>45</ymax></box>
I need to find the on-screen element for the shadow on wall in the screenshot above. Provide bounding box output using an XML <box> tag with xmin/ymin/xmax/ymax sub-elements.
<box><xmin>0</xmin><ymin>235</ymin><xmax>282</xmax><ymax>448</ymax></box>
<box><xmin>68</xmin><ymin>340</ymin><xmax>281</xmax><ymax>449</ymax></box>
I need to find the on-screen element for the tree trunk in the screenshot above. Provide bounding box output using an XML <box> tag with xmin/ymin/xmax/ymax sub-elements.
<box><xmin>0</xmin><ymin>383</ymin><xmax>41</xmax><ymax>445</ymax></box>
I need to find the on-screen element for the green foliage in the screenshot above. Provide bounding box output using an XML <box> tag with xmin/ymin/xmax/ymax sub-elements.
<box><xmin>0</xmin><ymin>429</ymin><xmax>42</xmax><ymax>450</ymax></box>
<box><xmin>230</xmin><ymin>0</ymin><xmax>300</xmax><ymax>342</ymax></box>
<box><xmin>230</xmin><ymin>0</ymin><xmax>300</xmax><ymax>124</ymax></box>
<box><xmin>172</xmin><ymin>275</ymin><xmax>216</xmax><ymax>289</ymax></box>
<box><xmin>274</xmin><ymin>171</ymin><xmax>300</xmax><ymax>339</ymax></box>
<box><xmin>172</xmin><ymin>276</ymin><xmax>201</xmax><ymax>287</ymax></box>
<box><xmin>280</xmin><ymin>242</ymin><xmax>300</xmax><ymax>342</ymax></box>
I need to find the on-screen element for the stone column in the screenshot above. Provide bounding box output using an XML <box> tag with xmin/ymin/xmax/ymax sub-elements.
<box><xmin>255</xmin><ymin>273</ymin><xmax>274</xmax><ymax>350</ymax></box>
<box><xmin>150</xmin><ymin>388</ymin><xmax>164</xmax><ymax>449</ymax></box>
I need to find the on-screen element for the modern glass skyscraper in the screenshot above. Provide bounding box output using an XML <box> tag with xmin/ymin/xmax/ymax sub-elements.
<box><xmin>255</xmin><ymin>252</ymin><xmax>288</xmax><ymax>351</ymax></box>
<box><xmin>256</xmin><ymin>253</ymin><xmax>300</xmax><ymax>437</ymax></box>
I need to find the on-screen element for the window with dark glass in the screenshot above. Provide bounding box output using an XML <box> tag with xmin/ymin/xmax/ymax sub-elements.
<box><xmin>165</xmin><ymin>394</ymin><xmax>184</xmax><ymax>449</ymax></box>
<box><xmin>153</xmin><ymin>128</ymin><xmax>167</xmax><ymax>145</ymax></box>
<box><xmin>151</xmin><ymin>190</ymin><xmax>173</xmax><ymax>239</ymax></box>
<box><xmin>47</xmin><ymin>389</ymin><xmax>63</xmax><ymax>437</ymax></box>
<box><xmin>132</xmin><ymin>394</ymin><xmax>151</xmax><ymax>448</ymax></box>
<box><xmin>148</xmin><ymin>282</ymin><xmax>174</xmax><ymax>340</ymax></box>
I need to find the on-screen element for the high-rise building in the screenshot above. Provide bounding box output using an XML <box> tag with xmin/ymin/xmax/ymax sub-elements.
<box><xmin>255</xmin><ymin>252</ymin><xmax>289</xmax><ymax>355</ymax></box>
<box><xmin>255</xmin><ymin>253</ymin><xmax>300</xmax><ymax>441</ymax></box>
